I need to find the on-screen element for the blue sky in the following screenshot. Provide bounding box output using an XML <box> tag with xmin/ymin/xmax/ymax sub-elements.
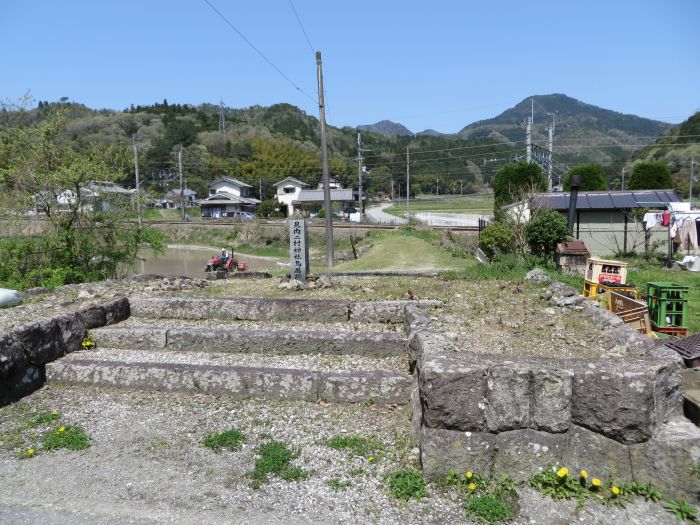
<box><xmin>2</xmin><ymin>0</ymin><xmax>698</xmax><ymax>133</ymax></box>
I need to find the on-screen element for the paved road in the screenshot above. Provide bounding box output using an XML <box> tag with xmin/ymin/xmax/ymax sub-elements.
<box><xmin>364</xmin><ymin>203</ymin><xmax>407</xmax><ymax>224</ymax></box>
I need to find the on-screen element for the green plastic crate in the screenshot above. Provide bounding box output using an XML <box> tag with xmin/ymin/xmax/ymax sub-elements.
<box><xmin>646</xmin><ymin>282</ymin><xmax>689</xmax><ymax>329</ymax></box>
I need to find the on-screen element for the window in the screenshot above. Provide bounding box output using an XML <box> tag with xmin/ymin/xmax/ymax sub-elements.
<box><xmin>284</xmin><ymin>187</ymin><xmax>295</xmax><ymax>194</ymax></box>
<box><xmin>209</xmin><ymin>189</ymin><xmax>216</xmax><ymax>195</ymax></box>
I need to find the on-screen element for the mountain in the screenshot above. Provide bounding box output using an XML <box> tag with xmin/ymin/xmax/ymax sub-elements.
<box><xmin>627</xmin><ymin>111</ymin><xmax>700</xmax><ymax>196</ymax></box>
<box><xmin>357</xmin><ymin>120</ymin><xmax>413</xmax><ymax>137</ymax></box>
<box><xmin>458</xmin><ymin>94</ymin><xmax>673</xmax><ymax>167</ymax></box>
<box><xmin>416</xmin><ymin>129</ymin><xmax>446</xmax><ymax>137</ymax></box>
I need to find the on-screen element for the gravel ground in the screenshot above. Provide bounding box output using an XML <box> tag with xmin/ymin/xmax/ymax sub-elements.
<box><xmin>0</xmin><ymin>385</ymin><xmax>678</xmax><ymax>525</ymax></box>
<box><xmin>64</xmin><ymin>347</ymin><xmax>411</xmax><ymax>374</ymax></box>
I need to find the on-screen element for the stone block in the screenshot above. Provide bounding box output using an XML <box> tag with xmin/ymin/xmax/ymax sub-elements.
<box><xmin>166</xmin><ymin>328</ymin><xmax>407</xmax><ymax>357</ymax></box>
<box><xmin>319</xmin><ymin>371</ymin><xmax>412</xmax><ymax>405</ymax></box>
<box><xmin>493</xmin><ymin>429</ymin><xmax>565</xmax><ymax>481</ymax></box>
<box><xmin>349</xmin><ymin>300</ymin><xmax>441</xmax><ymax>324</ymax></box>
<box><xmin>0</xmin><ymin>333</ymin><xmax>27</xmax><ymax>379</ymax></box>
<box><xmin>91</xmin><ymin>327</ymin><xmax>167</xmax><ymax>349</ymax></box>
<box><xmin>530</xmin><ymin>368</ymin><xmax>573</xmax><ymax>433</ymax></box>
<box><xmin>561</xmin><ymin>424</ymin><xmax>633</xmax><ymax>482</ymax></box>
<box><xmin>485</xmin><ymin>365</ymin><xmax>530</xmax><ymax>432</ymax></box>
<box><xmin>0</xmin><ymin>364</ymin><xmax>44</xmax><ymax>407</ymax></box>
<box><xmin>404</xmin><ymin>304</ymin><xmax>432</xmax><ymax>334</ymax></box>
<box><xmin>419</xmin><ymin>356</ymin><xmax>487</xmax><ymax>431</ymax></box>
<box><xmin>411</xmin><ymin>331</ymin><xmax>454</xmax><ymax>368</ymax></box>
<box><xmin>77</xmin><ymin>304</ymin><xmax>107</xmax><ymax>329</ymax></box>
<box><xmin>629</xmin><ymin>418</ymin><xmax>700</xmax><ymax>502</ymax></box>
<box><xmin>571</xmin><ymin>359</ymin><xmax>668</xmax><ymax>443</ymax></box>
<box><xmin>13</xmin><ymin>314</ymin><xmax>85</xmax><ymax>366</ymax></box>
<box><xmin>103</xmin><ymin>297</ymin><xmax>130</xmax><ymax>325</ymax></box>
<box><xmin>420</xmin><ymin>427</ymin><xmax>497</xmax><ymax>480</ymax></box>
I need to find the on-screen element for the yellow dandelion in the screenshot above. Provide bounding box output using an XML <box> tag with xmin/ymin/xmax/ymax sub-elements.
<box><xmin>468</xmin><ymin>482</ymin><xmax>476</xmax><ymax>491</ymax></box>
<box><xmin>591</xmin><ymin>478</ymin><xmax>601</xmax><ymax>487</ymax></box>
<box><xmin>465</xmin><ymin>471</ymin><xmax>473</xmax><ymax>479</ymax></box>
<box><xmin>580</xmin><ymin>470</ymin><xmax>588</xmax><ymax>479</ymax></box>
<box><xmin>611</xmin><ymin>486</ymin><xmax>620</xmax><ymax>496</ymax></box>
<box><xmin>58</xmin><ymin>426</ymin><xmax>65</xmax><ymax>433</ymax></box>
<box><xmin>27</xmin><ymin>448</ymin><xmax>35</xmax><ymax>455</ymax></box>
<box><xmin>368</xmin><ymin>456</ymin><xmax>375</xmax><ymax>462</ymax></box>
<box><xmin>556</xmin><ymin>467</ymin><xmax>569</xmax><ymax>478</ymax></box>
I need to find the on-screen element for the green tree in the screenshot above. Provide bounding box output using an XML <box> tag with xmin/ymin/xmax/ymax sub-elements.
<box><xmin>524</xmin><ymin>208</ymin><xmax>569</xmax><ymax>259</ymax></box>
<box><xmin>492</xmin><ymin>162</ymin><xmax>547</xmax><ymax>214</ymax></box>
<box><xmin>628</xmin><ymin>161</ymin><xmax>673</xmax><ymax>190</ymax></box>
<box><xmin>478</xmin><ymin>221</ymin><xmax>516</xmax><ymax>259</ymax></box>
<box><xmin>563</xmin><ymin>163</ymin><xmax>608</xmax><ymax>191</ymax></box>
<box><xmin>0</xmin><ymin>107</ymin><xmax>163</xmax><ymax>289</ymax></box>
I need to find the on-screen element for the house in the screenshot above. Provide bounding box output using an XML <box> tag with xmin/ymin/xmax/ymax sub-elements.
<box><xmin>507</xmin><ymin>189</ymin><xmax>681</xmax><ymax>256</ymax></box>
<box><xmin>164</xmin><ymin>188</ymin><xmax>197</xmax><ymax>209</ymax></box>
<box><xmin>198</xmin><ymin>177</ymin><xmax>260</xmax><ymax>219</ymax></box>
<box><xmin>273</xmin><ymin>177</ymin><xmax>353</xmax><ymax>217</ymax></box>
<box><xmin>273</xmin><ymin>177</ymin><xmax>309</xmax><ymax>217</ymax></box>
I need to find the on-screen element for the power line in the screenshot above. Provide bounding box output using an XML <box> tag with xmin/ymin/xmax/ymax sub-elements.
<box><xmin>287</xmin><ymin>0</ymin><xmax>315</xmax><ymax>57</ymax></box>
<box><xmin>202</xmin><ymin>0</ymin><xmax>315</xmax><ymax>102</ymax></box>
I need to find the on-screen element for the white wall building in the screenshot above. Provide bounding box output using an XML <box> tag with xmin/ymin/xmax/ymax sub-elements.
<box><xmin>273</xmin><ymin>177</ymin><xmax>309</xmax><ymax>217</ymax></box>
<box><xmin>198</xmin><ymin>177</ymin><xmax>260</xmax><ymax>219</ymax></box>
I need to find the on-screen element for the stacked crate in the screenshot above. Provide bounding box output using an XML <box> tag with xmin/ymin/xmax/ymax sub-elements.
<box><xmin>582</xmin><ymin>257</ymin><xmax>632</xmax><ymax>298</ymax></box>
<box><xmin>646</xmin><ymin>282</ymin><xmax>689</xmax><ymax>336</ymax></box>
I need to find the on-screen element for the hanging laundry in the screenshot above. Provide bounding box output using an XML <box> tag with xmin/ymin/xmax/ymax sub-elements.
<box><xmin>679</xmin><ymin>218</ymin><xmax>699</xmax><ymax>254</ymax></box>
<box><xmin>661</xmin><ymin>210</ymin><xmax>671</xmax><ymax>226</ymax></box>
<box><xmin>643</xmin><ymin>212</ymin><xmax>661</xmax><ymax>230</ymax></box>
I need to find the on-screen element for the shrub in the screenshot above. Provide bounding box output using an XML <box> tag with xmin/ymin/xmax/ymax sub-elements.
<box><xmin>478</xmin><ymin>222</ymin><xmax>516</xmax><ymax>259</ymax></box>
<box><xmin>524</xmin><ymin>209</ymin><xmax>569</xmax><ymax>259</ymax></box>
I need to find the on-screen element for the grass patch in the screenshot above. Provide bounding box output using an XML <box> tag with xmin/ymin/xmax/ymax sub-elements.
<box><xmin>384</xmin><ymin>193</ymin><xmax>494</xmax><ymax>217</ymax></box>
<box><xmin>250</xmin><ymin>440</ymin><xmax>307</xmax><ymax>489</ymax></box>
<box><xmin>326</xmin><ymin>478</ymin><xmax>351</xmax><ymax>490</ymax></box>
<box><xmin>386</xmin><ymin>469</ymin><xmax>427</xmax><ymax>501</ymax></box>
<box><xmin>202</xmin><ymin>429</ymin><xmax>245</xmax><ymax>452</ymax></box>
<box><xmin>324</xmin><ymin>435</ymin><xmax>383</xmax><ymax>458</ymax></box>
<box><xmin>467</xmin><ymin>494</ymin><xmax>513</xmax><ymax>523</ymax></box>
<box><xmin>42</xmin><ymin>425</ymin><xmax>90</xmax><ymax>451</ymax></box>
<box><xmin>333</xmin><ymin>230</ymin><xmax>471</xmax><ymax>272</ymax></box>
<box><xmin>23</xmin><ymin>411</ymin><xmax>61</xmax><ymax>429</ymax></box>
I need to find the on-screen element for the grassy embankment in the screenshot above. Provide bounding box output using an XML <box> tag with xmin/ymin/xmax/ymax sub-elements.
<box><xmin>384</xmin><ymin>193</ymin><xmax>494</xmax><ymax>218</ymax></box>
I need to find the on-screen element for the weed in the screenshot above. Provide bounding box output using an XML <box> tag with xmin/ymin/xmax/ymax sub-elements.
<box><xmin>202</xmin><ymin>429</ymin><xmax>245</xmax><ymax>452</ymax></box>
<box><xmin>467</xmin><ymin>494</ymin><xmax>512</xmax><ymax>523</ymax></box>
<box><xmin>348</xmin><ymin>468</ymin><xmax>366</xmax><ymax>477</ymax></box>
<box><xmin>17</xmin><ymin>447</ymin><xmax>37</xmax><ymax>459</ymax></box>
<box><xmin>81</xmin><ymin>333</ymin><xmax>96</xmax><ymax>350</ymax></box>
<box><xmin>249</xmin><ymin>441</ymin><xmax>307</xmax><ymax>489</ymax></box>
<box><xmin>664</xmin><ymin>499</ymin><xmax>698</xmax><ymax>522</ymax></box>
<box><xmin>326</xmin><ymin>478</ymin><xmax>351</xmax><ymax>490</ymax></box>
<box><xmin>324</xmin><ymin>435</ymin><xmax>383</xmax><ymax>458</ymax></box>
<box><xmin>690</xmin><ymin>464</ymin><xmax>700</xmax><ymax>477</ymax></box>
<box><xmin>386</xmin><ymin>469</ymin><xmax>427</xmax><ymax>501</ymax></box>
<box><xmin>624</xmin><ymin>481</ymin><xmax>662</xmax><ymax>502</ymax></box>
<box><xmin>23</xmin><ymin>411</ymin><xmax>61</xmax><ymax>429</ymax></box>
<box><xmin>42</xmin><ymin>425</ymin><xmax>90</xmax><ymax>451</ymax></box>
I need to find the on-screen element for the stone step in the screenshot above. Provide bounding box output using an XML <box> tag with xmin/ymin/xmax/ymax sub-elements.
<box><xmin>45</xmin><ymin>351</ymin><xmax>413</xmax><ymax>405</ymax></box>
<box><xmin>90</xmin><ymin>325</ymin><xmax>407</xmax><ymax>357</ymax></box>
<box><xmin>129</xmin><ymin>297</ymin><xmax>441</xmax><ymax>324</ymax></box>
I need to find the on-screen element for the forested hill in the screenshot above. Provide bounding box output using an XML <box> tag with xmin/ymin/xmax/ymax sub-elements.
<box><xmin>0</xmin><ymin>99</ymin><xmax>514</xmax><ymax>200</ymax></box>
<box><xmin>627</xmin><ymin>111</ymin><xmax>700</xmax><ymax>197</ymax></box>
<box><xmin>458</xmin><ymin>94</ymin><xmax>672</xmax><ymax>167</ymax></box>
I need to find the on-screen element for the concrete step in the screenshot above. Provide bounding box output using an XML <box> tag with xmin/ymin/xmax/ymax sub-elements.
<box><xmin>90</xmin><ymin>325</ymin><xmax>408</xmax><ymax>357</ymax></box>
<box><xmin>45</xmin><ymin>350</ymin><xmax>413</xmax><ymax>405</ymax></box>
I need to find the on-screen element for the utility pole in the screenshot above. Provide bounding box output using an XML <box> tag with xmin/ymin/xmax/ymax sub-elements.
<box><xmin>547</xmin><ymin>114</ymin><xmax>555</xmax><ymax>191</ymax></box>
<box><xmin>132</xmin><ymin>134</ymin><xmax>141</xmax><ymax>227</ymax></box>
<box><xmin>357</xmin><ymin>133</ymin><xmax>363</xmax><ymax>221</ymax></box>
<box><xmin>621</xmin><ymin>168</ymin><xmax>625</xmax><ymax>191</ymax></box>
<box><xmin>219</xmin><ymin>98</ymin><xmax>227</xmax><ymax>156</ymax></box>
<box><xmin>460</xmin><ymin>179</ymin><xmax>463</xmax><ymax>196</ymax></box>
<box><xmin>406</xmin><ymin>146</ymin><xmax>410</xmax><ymax>222</ymax></box>
<box><xmin>526</xmin><ymin>116</ymin><xmax>532</xmax><ymax>164</ymax></box>
<box><xmin>316</xmin><ymin>51</ymin><xmax>334</xmax><ymax>267</ymax></box>
<box><xmin>691</xmin><ymin>157</ymin><xmax>697</xmax><ymax>201</ymax></box>
<box><xmin>391</xmin><ymin>176</ymin><xmax>395</xmax><ymax>200</ymax></box>
<box><xmin>436</xmin><ymin>178</ymin><xmax>439</xmax><ymax>196</ymax></box>
<box><xmin>259</xmin><ymin>178</ymin><xmax>263</xmax><ymax>201</ymax></box>
<box><xmin>178</xmin><ymin>145</ymin><xmax>185</xmax><ymax>221</ymax></box>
